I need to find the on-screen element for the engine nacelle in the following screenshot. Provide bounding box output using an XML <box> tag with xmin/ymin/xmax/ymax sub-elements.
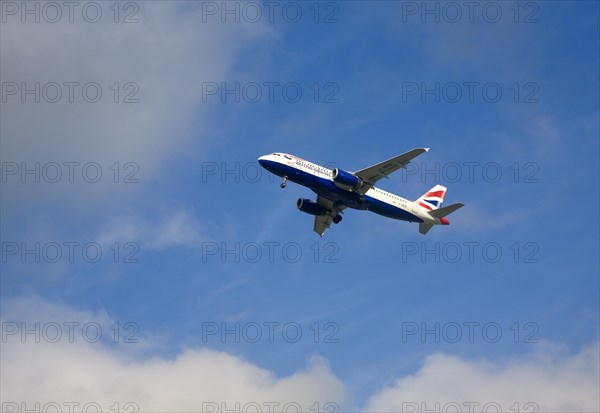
<box><xmin>332</xmin><ymin>168</ymin><xmax>362</xmax><ymax>191</ymax></box>
<box><xmin>297</xmin><ymin>198</ymin><xmax>326</xmax><ymax>216</ymax></box>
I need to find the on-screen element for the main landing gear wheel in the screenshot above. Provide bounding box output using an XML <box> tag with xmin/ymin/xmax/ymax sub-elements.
<box><xmin>333</xmin><ymin>215</ymin><xmax>342</xmax><ymax>224</ymax></box>
<box><xmin>280</xmin><ymin>176</ymin><xmax>287</xmax><ymax>189</ymax></box>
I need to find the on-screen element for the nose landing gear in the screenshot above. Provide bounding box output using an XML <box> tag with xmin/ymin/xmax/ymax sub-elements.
<box><xmin>280</xmin><ymin>176</ymin><xmax>287</xmax><ymax>189</ymax></box>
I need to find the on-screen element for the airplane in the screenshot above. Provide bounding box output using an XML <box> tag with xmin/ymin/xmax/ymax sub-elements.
<box><xmin>258</xmin><ymin>148</ymin><xmax>464</xmax><ymax>236</ymax></box>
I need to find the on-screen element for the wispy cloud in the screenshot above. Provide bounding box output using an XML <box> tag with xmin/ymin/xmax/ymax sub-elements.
<box><xmin>1</xmin><ymin>2</ymin><xmax>274</xmax><ymax>214</ymax></box>
<box><xmin>96</xmin><ymin>204</ymin><xmax>206</xmax><ymax>250</ymax></box>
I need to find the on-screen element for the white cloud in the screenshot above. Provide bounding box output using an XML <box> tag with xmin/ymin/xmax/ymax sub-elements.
<box><xmin>363</xmin><ymin>343</ymin><xmax>600</xmax><ymax>413</ymax></box>
<box><xmin>2</xmin><ymin>344</ymin><xmax>345</xmax><ymax>413</ymax></box>
<box><xmin>1</xmin><ymin>298</ymin><xmax>345</xmax><ymax>413</ymax></box>
<box><xmin>2</xmin><ymin>297</ymin><xmax>598</xmax><ymax>412</ymax></box>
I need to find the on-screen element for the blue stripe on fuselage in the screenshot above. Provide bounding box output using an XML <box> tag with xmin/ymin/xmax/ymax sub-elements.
<box><xmin>260</xmin><ymin>160</ymin><xmax>423</xmax><ymax>223</ymax></box>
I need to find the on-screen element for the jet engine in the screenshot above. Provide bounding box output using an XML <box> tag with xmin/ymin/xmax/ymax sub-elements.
<box><xmin>332</xmin><ymin>168</ymin><xmax>362</xmax><ymax>191</ymax></box>
<box><xmin>296</xmin><ymin>198</ymin><xmax>326</xmax><ymax>216</ymax></box>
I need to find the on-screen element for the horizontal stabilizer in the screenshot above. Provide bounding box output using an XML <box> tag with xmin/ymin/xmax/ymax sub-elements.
<box><xmin>429</xmin><ymin>203</ymin><xmax>465</xmax><ymax>218</ymax></box>
<box><xmin>419</xmin><ymin>223</ymin><xmax>434</xmax><ymax>234</ymax></box>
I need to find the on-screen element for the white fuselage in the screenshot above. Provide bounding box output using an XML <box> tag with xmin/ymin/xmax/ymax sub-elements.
<box><xmin>258</xmin><ymin>153</ymin><xmax>443</xmax><ymax>225</ymax></box>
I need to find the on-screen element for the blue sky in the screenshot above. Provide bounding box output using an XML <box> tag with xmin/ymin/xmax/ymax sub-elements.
<box><xmin>1</xmin><ymin>1</ymin><xmax>599</xmax><ymax>411</ymax></box>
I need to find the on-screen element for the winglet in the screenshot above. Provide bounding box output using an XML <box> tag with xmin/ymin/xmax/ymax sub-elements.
<box><xmin>424</xmin><ymin>147</ymin><xmax>430</xmax><ymax>152</ymax></box>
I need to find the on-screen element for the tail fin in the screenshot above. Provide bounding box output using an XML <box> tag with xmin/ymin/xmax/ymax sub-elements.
<box><xmin>416</xmin><ymin>184</ymin><xmax>447</xmax><ymax>211</ymax></box>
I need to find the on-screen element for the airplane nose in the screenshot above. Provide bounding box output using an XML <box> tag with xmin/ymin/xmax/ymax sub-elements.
<box><xmin>258</xmin><ymin>155</ymin><xmax>267</xmax><ymax>167</ymax></box>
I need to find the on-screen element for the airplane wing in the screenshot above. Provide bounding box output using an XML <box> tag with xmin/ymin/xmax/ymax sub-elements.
<box><xmin>313</xmin><ymin>196</ymin><xmax>346</xmax><ymax>237</ymax></box>
<box><xmin>354</xmin><ymin>148</ymin><xmax>429</xmax><ymax>191</ymax></box>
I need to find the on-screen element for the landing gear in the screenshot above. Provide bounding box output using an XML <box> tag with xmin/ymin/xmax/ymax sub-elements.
<box><xmin>280</xmin><ymin>176</ymin><xmax>287</xmax><ymax>189</ymax></box>
<box><xmin>333</xmin><ymin>215</ymin><xmax>342</xmax><ymax>224</ymax></box>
